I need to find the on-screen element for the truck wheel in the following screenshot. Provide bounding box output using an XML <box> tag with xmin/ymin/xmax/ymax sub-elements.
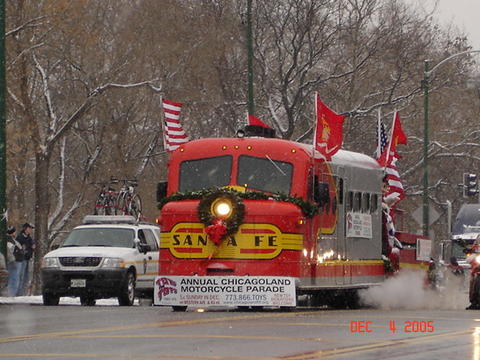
<box><xmin>80</xmin><ymin>295</ymin><xmax>96</xmax><ymax>306</ymax></box>
<box><xmin>42</xmin><ymin>293</ymin><xmax>59</xmax><ymax>306</ymax></box>
<box><xmin>118</xmin><ymin>271</ymin><xmax>136</xmax><ymax>306</ymax></box>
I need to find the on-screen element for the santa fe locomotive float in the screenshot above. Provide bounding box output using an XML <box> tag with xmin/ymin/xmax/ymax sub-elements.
<box><xmin>153</xmin><ymin>122</ymin><xmax>403</xmax><ymax>311</ymax></box>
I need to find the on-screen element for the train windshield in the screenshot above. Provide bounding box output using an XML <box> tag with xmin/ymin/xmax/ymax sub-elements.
<box><xmin>237</xmin><ymin>155</ymin><xmax>293</xmax><ymax>194</ymax></box>
<box><xmin>179</xmin><ymin>155</ymin><xmax>232</xmax><ymax>192</ymax></box>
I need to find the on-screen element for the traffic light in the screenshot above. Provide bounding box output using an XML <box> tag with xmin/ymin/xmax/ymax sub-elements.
<box><xmin>464</xmin><ymin>173</ymin><xmax>479</xmax><ymax>197</ymax></box>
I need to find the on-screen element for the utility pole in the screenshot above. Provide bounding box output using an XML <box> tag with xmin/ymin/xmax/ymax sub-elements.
<box><xmin>422</xmin><ymin>60</ymin><xmax>429</xmax><ymax>237</ymax></box>
<box><xmin>246</xmin><ymin>0</ymin><xmax>255</xmax><ymax>116</ymax></box>
<box><xmin>0</xmin><ymin>0</ymin><xmax>6</xmax><ymax>257</ymax></box>
<box><xmin>422</xmin><ymin>50</ymin><xmax>480</xmax><ymax>237</ymax></box>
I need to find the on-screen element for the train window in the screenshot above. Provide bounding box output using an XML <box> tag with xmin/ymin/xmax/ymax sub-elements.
<box><xmin>336</xmin><ymin>177</ymin><xmax>344</xmax><ymax>205</ymax></box>
<box><xmin>332</xmin><ymin>196</ymin><xmax>337</xmax><ymax>214</ymax></box>
<box><xmin>371</xmin><ymin>194</ymin><xmax>378</xmax><ymax>213</ymax></box>
<box><xmin>237</xmin><ymin>155</ymin><xmax>293</xmax><ymax>194</ymax></box>
<box><xmin>362</xmin><ymin>193</ymin><xmax>370</xmax><ymax>213</ymax></box>
<box><xmin>353</xmin><ymin>192</ymin><xmax>361</xmax><ymax>212</ymax></box>
<box><xmin>352</xmin><ymin>192</ymin><xmax>362</xmax><ymax>211</ymax></box>
<box><xmin>179</xmin><ymin>155</ymin><xmax>232</xmax><ymax>192</ymax></box>
<box><xmin>346</xmin><ymin>191</ymin><xmax>353</xmax><ymax>211</ymax></box>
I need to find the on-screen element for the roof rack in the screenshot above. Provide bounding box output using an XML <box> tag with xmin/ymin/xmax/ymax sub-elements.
<box><xmin>82</xmin><ymin>215</ymin><xmax>137</xmax><ymax>225</ymax></box>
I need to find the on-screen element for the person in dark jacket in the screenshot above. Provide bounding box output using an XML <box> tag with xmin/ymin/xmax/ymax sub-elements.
<box><xmin>16</xmin><ymin>223</ymin><xmax>35</xmax><ymax>296</ymax></box>
<box><xmin>6</xmin><ymin>226</ymin><xmax>23</xmax><ymax>296</ymax></box>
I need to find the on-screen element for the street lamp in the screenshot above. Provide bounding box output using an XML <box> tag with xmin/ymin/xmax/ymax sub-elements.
<box><xmin>422</xmin><ymin>50</ymin><xmax>480</xmax><ymax>237</ymax></box>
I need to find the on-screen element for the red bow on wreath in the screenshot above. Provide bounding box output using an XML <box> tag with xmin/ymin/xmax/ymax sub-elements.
<box><xmin>205</xmin><ymin>218</ymin><xmax>227</xmax><ymax>246</ymax></box>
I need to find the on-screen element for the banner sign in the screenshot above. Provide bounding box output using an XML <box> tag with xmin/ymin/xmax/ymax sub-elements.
<box><xmin>154</xmin><ymin>276</ymin><xmax>296</xmax><ymax>307</ymax></box>
<box><xmin>416</xmin><ymin>238</ymin><xmax>432</xmax><ymax>261</ymax></box>
<box><xmin>346</xmin><ymin>212</ymin><xmax>372</xmax><ymax>238</ymax></box>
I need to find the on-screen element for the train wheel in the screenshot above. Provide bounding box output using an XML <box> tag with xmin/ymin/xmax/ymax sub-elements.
<box><xmin>345</xmin><ymin>290</ymin><xmax>361</xmax><ymax>309</ymax></box>
<box><xmin>172</xmin><ymin>306</ymin><xmax>187</xmax><ymax>312</ymax></box>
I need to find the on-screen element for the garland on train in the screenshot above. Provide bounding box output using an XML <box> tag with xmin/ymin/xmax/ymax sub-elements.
<box><xmin>157</xmin><ymin>188</ymin><xmax>320</xmax><ymax>218</ymax></box>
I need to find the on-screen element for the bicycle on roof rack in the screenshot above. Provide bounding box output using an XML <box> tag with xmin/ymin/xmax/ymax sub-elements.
<box><xmin>91</xmin><ymin>178</ymin><xmax>119</xmax><ymax>216</ymax></box>
<box><xmin>115</xmin><ymin>179</ymin><xmax>143</xmax><ymax>219</ymax></box>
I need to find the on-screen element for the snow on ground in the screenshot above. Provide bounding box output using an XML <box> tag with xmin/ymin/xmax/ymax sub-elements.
<box><xmin>0</xmin><ymin>296</ymin><xmax>138</xmax><ymax>306</ymax></box>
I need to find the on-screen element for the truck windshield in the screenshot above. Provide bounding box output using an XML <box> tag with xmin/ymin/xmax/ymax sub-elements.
<box><xmin>452</xmin><ymin>205</ymin><xmax>480</xmax><ymax>235</ymax></box>
<box><xmin>62</xmin><ymin>228</ymin><xmax>135</xmax><ymax>248</ymax></box>
<box><xmin>237</xmin><ymin>155</ymin><xmax>293</xmax><ymax>194</ymax></box>
<box><xmin>179</xmin><ymin>155</ymin><xmax>232</xmax><ymax>192</ymax></box>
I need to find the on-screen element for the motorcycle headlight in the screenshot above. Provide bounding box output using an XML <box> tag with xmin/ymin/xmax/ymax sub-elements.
<box><xmin>211</xmin><ymin>197</ymin><xmax>233</xmax><ymax>219</ymax></box>
<box><xmin>475</xmin><ymin>255</ymin><xmax>480</xmax><ymax>264</ymax></box>
<box><xmin>42</xmin><ymin>257</ymin><xmax>60</xmax><ymax>268</ymax></box>
<box><xmin>101</xmin><ymin>257</ymin><xmax>125</xmax><ymax>268</ymax></box>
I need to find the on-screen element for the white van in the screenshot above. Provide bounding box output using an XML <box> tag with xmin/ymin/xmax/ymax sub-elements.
<box><xmin>41</xmin><ymin>215</ymin><xmax>160</xmax><ymax>306</ymax></box>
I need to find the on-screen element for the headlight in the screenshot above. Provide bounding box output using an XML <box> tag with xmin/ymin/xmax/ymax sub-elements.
<box><xmin>42</xmin><ymin>257</ymin><xmax>60</xmax><ymax>268</ymax></box>
<box><xmin>211</xmin><ymin>198</ymin><xmax>233</xmax><ymax>218</ymax></box>
<box><xmin>475</xmin><ymin>255</ymin><xmax>480</xmax><ymax>264</ymax></box>
<box><xmin>101</xmin><ymin>257</ymin><xmax>124</xmax><ymax>268</ymax></box>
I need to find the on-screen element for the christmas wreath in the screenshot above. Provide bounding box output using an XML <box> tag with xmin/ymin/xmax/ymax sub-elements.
<box><xmin>197</xmin><ymin>189</ymin><xmax>245</xmax><ymax>243</ymax></box>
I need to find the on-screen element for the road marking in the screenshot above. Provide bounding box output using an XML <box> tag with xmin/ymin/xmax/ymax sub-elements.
<box><xmin>61</xmin><ymin>333</ymin><xmax>329</xmax><ymax>342</ymax></box>
<box><xmin>0</xmin><ymin>353</ymin><xmax>278</xmax><ymax>359</ymax></box>
<box><xmin>0</xmin><ymin>311</ymin><xmax>316</xmax><ymax>344</ymax></box>
<box><xmin>281</xmin><ymin>328</ymin><xmax>474</xmax><ymax>359</ymax></box>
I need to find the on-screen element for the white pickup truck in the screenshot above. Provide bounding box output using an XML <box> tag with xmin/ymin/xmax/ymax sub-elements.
<box><xmin>41</xmin><ymin>215</ymin><xmax>160</xmax><ymax>306</ymax></box>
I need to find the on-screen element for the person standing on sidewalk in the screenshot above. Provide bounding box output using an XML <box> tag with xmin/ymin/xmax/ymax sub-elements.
<box><xmin>16</xmin><ymin>223</ymin><xmax>35</xmax><ymax>296</ymax></box>
<box><xmin>6</xmin><ymin>226</ymin><xmax>24</xmax><ymax>296</ymax></box>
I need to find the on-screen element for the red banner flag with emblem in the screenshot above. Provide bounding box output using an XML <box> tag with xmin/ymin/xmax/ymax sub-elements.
<box><xmin>162</xmin><ymin>99</ymin><xmax>189</xmax><ymax>152</ymax></box>
<box><xmin>314</xmin><ymin>93</ymin><xmax>345</xmax><ymax>160</ymax></box>
<box><xmin>248</xmin><ymin>114</ymin><xmax>272</xmax><ymax>129</ymax></box>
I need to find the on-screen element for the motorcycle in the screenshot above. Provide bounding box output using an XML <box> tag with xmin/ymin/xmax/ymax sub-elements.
<box><xmin>425</xmin><ymin>257</ymin><xmax>465</xmax><ymax>292</ymax></box>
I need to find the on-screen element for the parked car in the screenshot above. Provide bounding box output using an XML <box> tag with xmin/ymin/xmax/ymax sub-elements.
<box><xmin>0</xmin><ymin>252</ymin><xmax>8</xmax><ymax>295</ymax></box>
<box><xmin>41</xmin><ymin>215</ymin><xmax>160</xmax><ymax>306</ymax></box>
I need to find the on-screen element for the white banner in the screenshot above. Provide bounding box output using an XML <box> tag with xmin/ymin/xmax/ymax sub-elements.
<box><xmin>346</xmin><ymin>212</ymin><xmax>372</xmax><ymax>238</ymax></box>
<box><xmin>416</xmin><ymin>238</ymin><xmax>432</xmax><ymax>261</ymax></box>
<box><xmin>154</xmin><ymin>276</ymin><xmax>296</xmax><ymax>307</ymax></box>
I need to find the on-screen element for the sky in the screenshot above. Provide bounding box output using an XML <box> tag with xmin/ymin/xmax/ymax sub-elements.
<box><xmin>408</xmin><ymin>0</ymin><xmax>480</xmax><ymax>50</ymax></box>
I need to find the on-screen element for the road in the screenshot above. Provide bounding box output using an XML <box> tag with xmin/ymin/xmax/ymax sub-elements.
<box><xmin>1</xmin><ymin>301</ymin><xmax>480</xmax><ymax>360</ymax></box>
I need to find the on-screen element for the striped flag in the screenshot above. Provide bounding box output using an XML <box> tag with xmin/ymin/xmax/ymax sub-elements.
<box><xmin>384</xmin><ymin>153</ymin><xmax>405</xmax><ymax>203</ymax></box>
<box><xmin>162</xmin><ymin>99</ymin><xmax>189</xmax><ymax>152</ymax></box>
<box><xmin>375</xmin><ymin>110</ymin><xmax>388</xmax><ymax>158</ymax></box>
<box><xmin>377</xmin><ymin>112</ymin><xmax>407</xmax><ymax>206</ymax></box>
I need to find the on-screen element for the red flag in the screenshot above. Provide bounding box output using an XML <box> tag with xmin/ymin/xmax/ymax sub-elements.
<box><xmin>377</xmin><ymin>112</ymin><xmax>407</xmax><ymax>167</ymax></box>
<box><xmin>162</xmin><ymin>99</ymin><xmax>189</xmax><ymax>152</ymax></box>
<box><xmin>248</xmin><ymin>114</ymin><xmax>272</xmax><ymax>129</ymax></box>
<box><xmin>314</xmin><ymin>94</ymin><xmax>345</xmax><ymax>160</ymax></box>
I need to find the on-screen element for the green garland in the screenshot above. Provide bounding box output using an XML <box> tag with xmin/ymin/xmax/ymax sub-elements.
<box><xmin>158</xmin><ymin>187</ymin><xmax>320</xmax><ymax>218</ymax></box>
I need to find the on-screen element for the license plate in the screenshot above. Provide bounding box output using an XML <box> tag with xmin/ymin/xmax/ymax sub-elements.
<box><xmin>70</xmin><ymin>279</ymin><xmax>86</xmax><ymax>288</ymax></box>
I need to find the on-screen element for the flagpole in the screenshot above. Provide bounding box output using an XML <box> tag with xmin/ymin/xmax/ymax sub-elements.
<box><xmin>246</xmin><ymin>0</ymin><xmax>255</xmax><ymax>116</ymax></box>
<box><xmin>376</xmin><ymin>108</ymin><xmax>381</xmax><ymax>158</ymax></box>
<box><xmin>312</xmin><ymin>92</ymin><xmax>318</xmax><ymax>159</ymax></box>
<box><xmin>383</xmin><ymin>111</ymin><xmax>396</xmax><ymax>171</ymax></box>
<box><xmin>160</xmin><ymin>97</ymin><xmax>169</xmax><ymax>152</ymax></box>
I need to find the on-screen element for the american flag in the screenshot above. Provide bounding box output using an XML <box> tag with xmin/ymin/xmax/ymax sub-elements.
<box><xmin>375</xmin><ymin>114</ymin><xmax>388</xmax><ymax>158</ymax></box>
<box><xmin>384</xmin><ymin>153</ymin><xmax>405</xmax><ymax>203</ymax></box>
<box><xmin>162</xmin><ymin>99</ymin><xmax>189</xmax><ymax>152</ymax></box>
<box><xmin>377</xmin><ymin>112</ymin><xmax>406</xmax><ymax>205</ymax></box>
